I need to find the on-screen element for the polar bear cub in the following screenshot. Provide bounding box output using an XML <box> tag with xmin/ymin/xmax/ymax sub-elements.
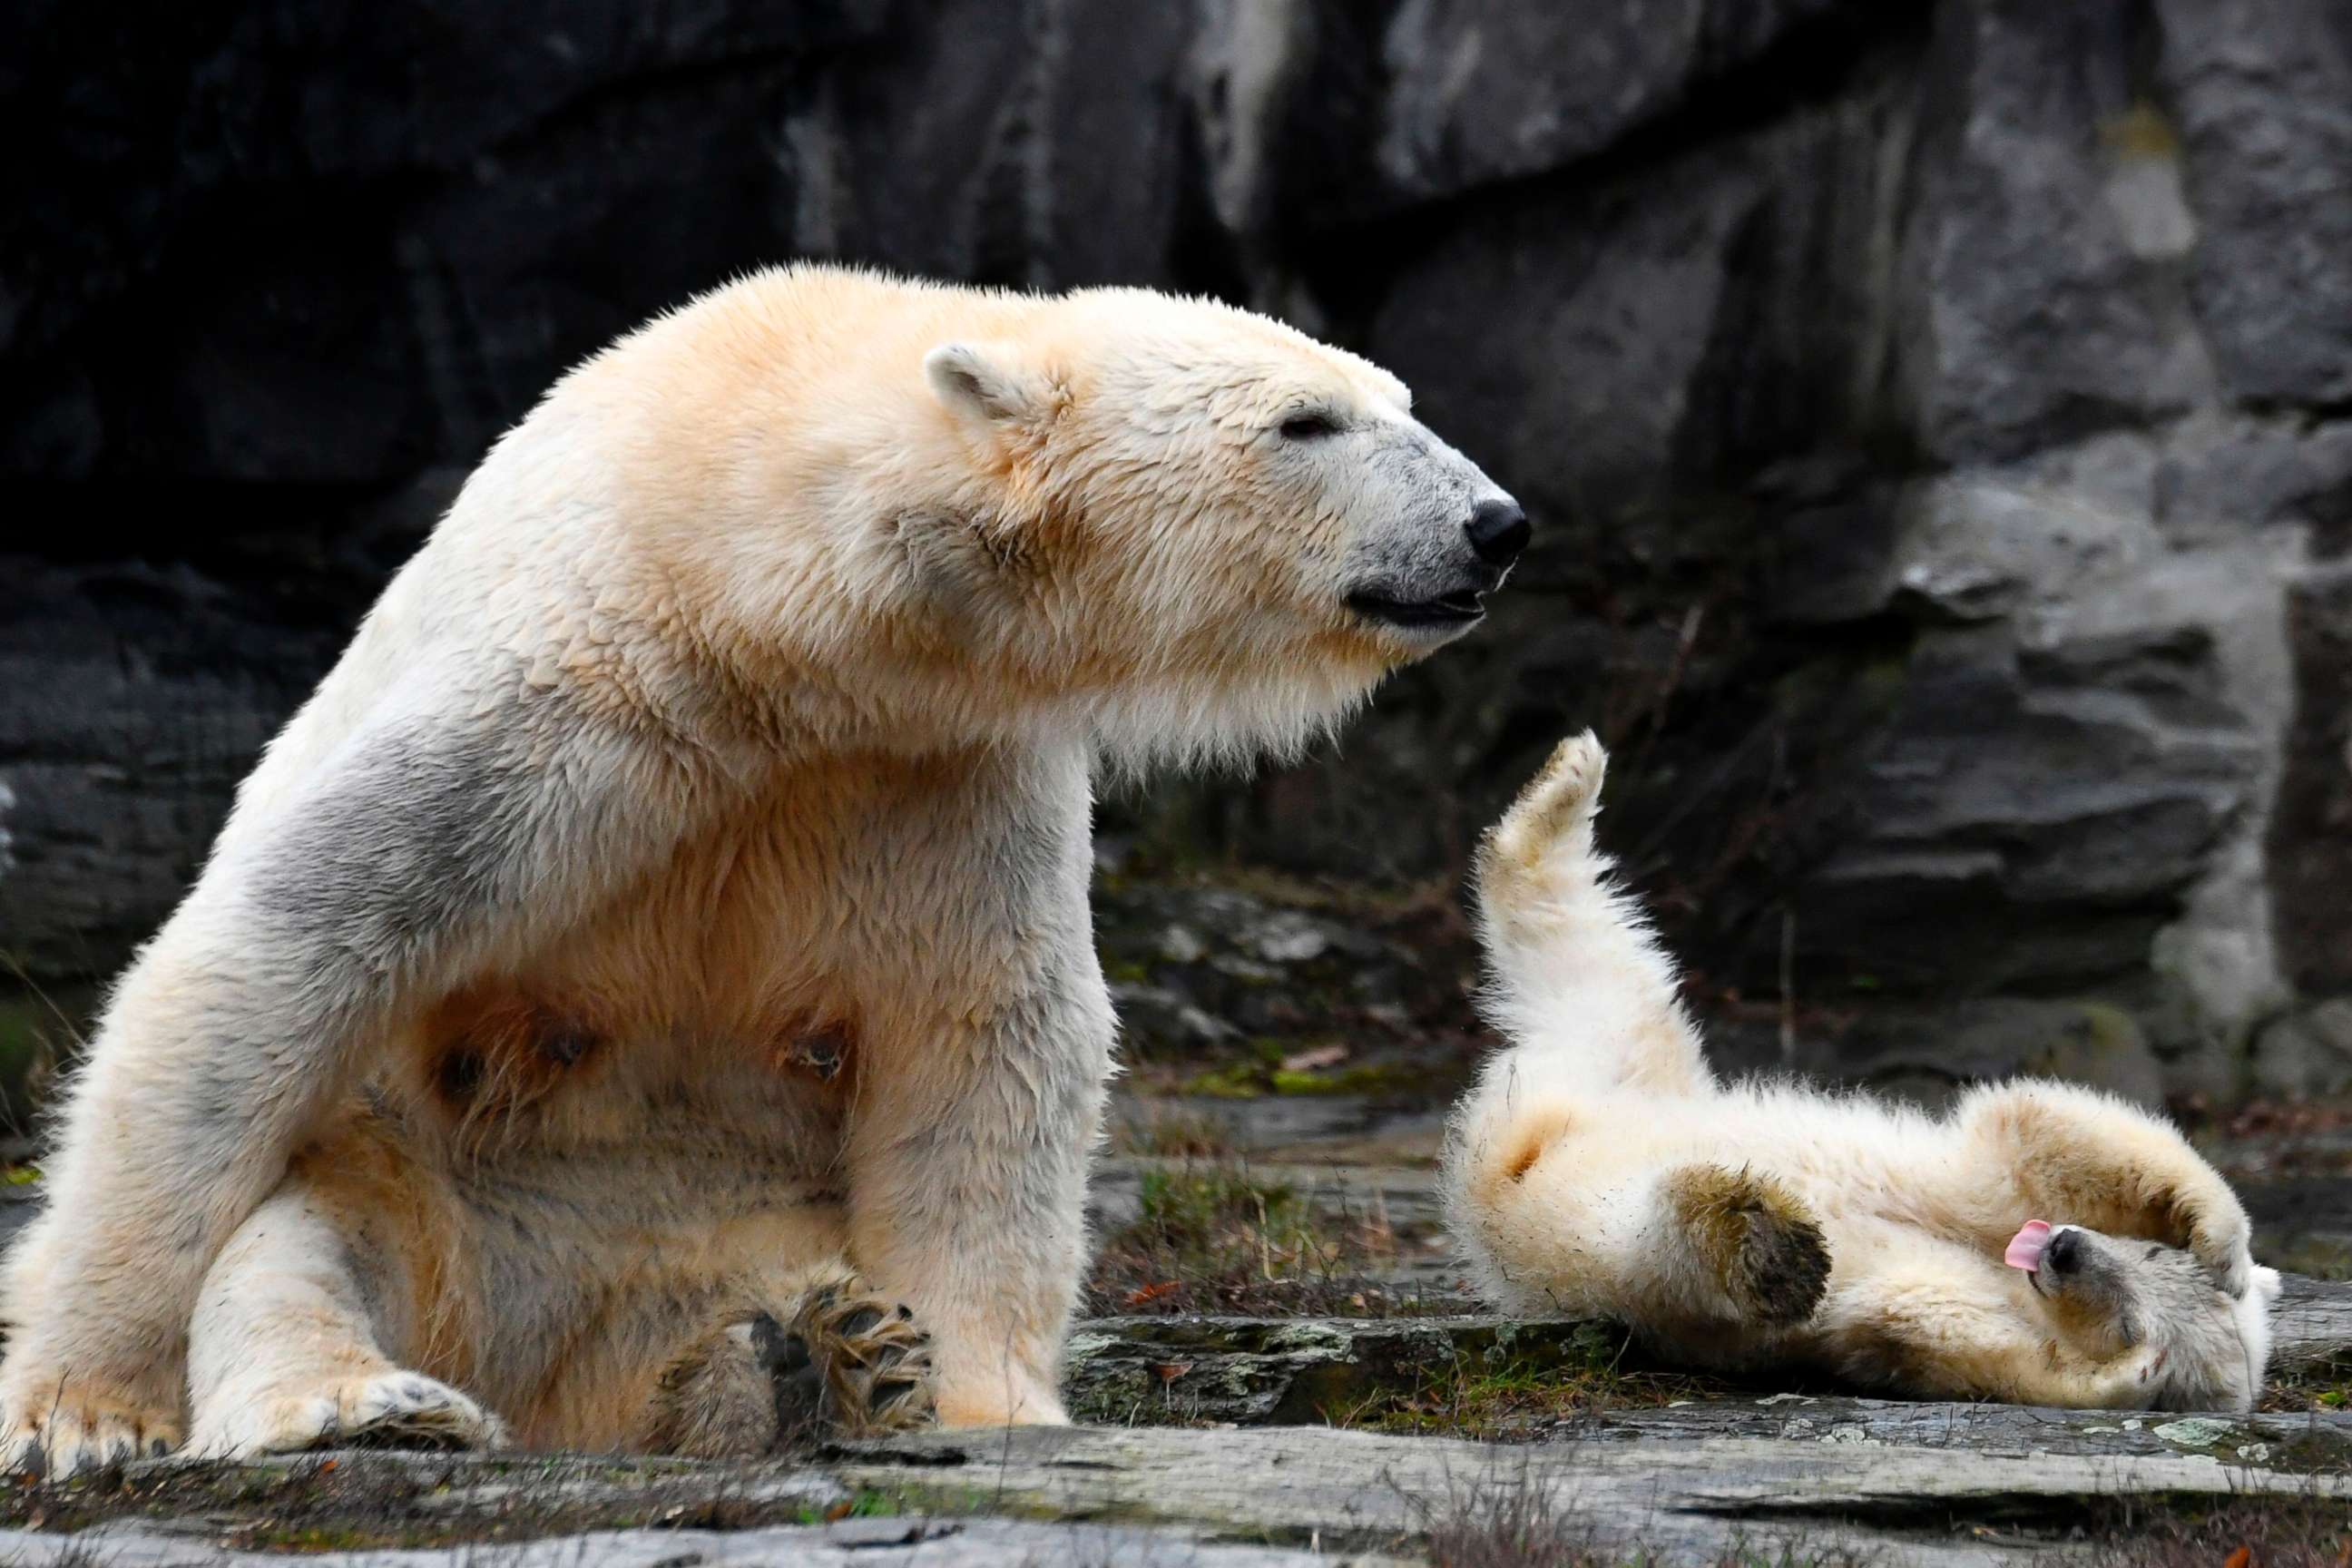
<box><xmin>1445</xmin><ymin>732</ymin><xmax>2279</xmax><ymax>1410</ymax></box>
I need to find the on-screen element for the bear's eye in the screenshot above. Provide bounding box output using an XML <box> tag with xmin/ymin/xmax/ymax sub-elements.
<box><xmin>1278</xmin><ymin>411</ymin><xmax>1344</xmax><ymax>441</ymax></box>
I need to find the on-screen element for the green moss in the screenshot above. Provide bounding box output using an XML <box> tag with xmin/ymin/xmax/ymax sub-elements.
<box><xmin>1181</xmin><ymin>1050</ymin><xmax>1425</xmax><ymax>1100</ymax></box>
<box><xmin>2102</xmin><ymin>102</ymin><xmax>2180</xmax><ymax>158</ymax></box>
<box><xmin>1333</xmin><ymin>1324</ymin><xmax>1727</xmax><ymax>1436</ymax></box>
<box><xmin>1268</xmin><ymin>1062</ymin><xmax>1424</xmax><ymax>1097</ymax></box>
<box><xmin>791</xmin><ymin>1489</ymin><xmax>901</xmax><ymax>1524</ymax></box>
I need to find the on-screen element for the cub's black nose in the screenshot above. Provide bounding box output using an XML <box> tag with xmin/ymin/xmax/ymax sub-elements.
<box><xmin>1465</xmin><ymin>498</ymin><xmax>1530</xmax><ymax>566</ymax></box>
<box><xmin>2045</xmin><ymin>1229</ymin><xmax>2082</xmax><ymax>1272</ymax></box>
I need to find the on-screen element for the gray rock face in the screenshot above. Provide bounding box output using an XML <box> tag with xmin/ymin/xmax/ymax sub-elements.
<box><xmin>2155</xmin><ymin>0</ymin><xmax>2352</xmax><ymax>407</ymax></box>
<box><xmin>1896</xmin><ymin>1</ymin><xmax>2212</xmax><ymax>464</ymax></box>
<box><xmin>1371</xmin><ymin>0</ymin><xmax>1867</xmax><ymax>210</ymax></box>
<box><xmin>7</xmin><ymin>0</ymin><xmax>2352</xmax><ymax>1103</ymax></box>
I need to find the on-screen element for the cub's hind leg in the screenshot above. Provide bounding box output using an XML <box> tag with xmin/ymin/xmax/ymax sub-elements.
<box><xmin>1473</xmin><ymin>731</ymin><xmax>1707</xmax><ymax>1095</ymax></box>
<box><xmin>646</xmin><ymin>1272</ymin><xmax>936</xmax><ymax>1457</ymax></box>
<box><xmin>1446</xmin><ymin>1087</ymin><xmax>1829</xmax><ymax>1337</ymax></box>
<box><xmin>187</xmin><ymin>1177</ymin><xmax>504</xmax><ymax>1459</ymax></box>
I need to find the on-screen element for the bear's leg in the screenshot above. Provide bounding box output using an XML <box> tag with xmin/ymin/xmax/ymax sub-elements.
<box><xmin>0</xmin><ymin>702</ymin><xmax>697</xmax><ymax>1475</ymax></box>
<box><xmin>836</xmin><ymin>747</ymin><xmax>1110</xmax><ymax>1429</ymax></box>
<box><xmin>645</xmin><ymin>1274</ymin><xmax>936</xmax><ymax>1457</ymax></box>
<box><xmin>844</xmin><ymin>980</ymin><xmax>1107</xmax><ymax>1428</ymax></box>
<box><xmin>1448</xmin><ymin>1086</ymin><xmax>1830</xmax><ymax>1332</ymax></box>
<box><xmin>187</xmin><ymin>1185</ymin><xmax>505</xmax><ymax>1459</ymax></box>
<box><xmin>1472</xmin><ymin>731</ymin><xmax>1709</xmax><ymax>1096</ymax></box>
<box><xmin>1947</xmin><ymin>1080</ymin><xmax>2254</xmax><ymax>1295</ymax></box>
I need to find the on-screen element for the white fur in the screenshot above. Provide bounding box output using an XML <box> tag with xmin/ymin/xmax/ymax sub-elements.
<box><xmin>1445</xmin><ymin>731</ymin><xmax>2278</xmax><ymax>1411</ymax></box>
<box><xmin>0</xmin><ymin>266</ymin><xmax>1514</xmax><ymax>1471</ymax></box>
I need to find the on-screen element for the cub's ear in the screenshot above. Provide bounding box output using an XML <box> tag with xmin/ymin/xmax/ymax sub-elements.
<box><xmin>925</xmin><ymin>341</ymin><xmax>1054</xmax><ymax>426</ymax></box>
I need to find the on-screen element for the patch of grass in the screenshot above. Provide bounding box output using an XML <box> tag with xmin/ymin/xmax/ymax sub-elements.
<box><xmin>0</xmin><ymin>984</ymin><xmax>76</xmax><ymax>1135</ymax></box>
<box><xmin>1110</xmin><ymin>1105</ymin><xmax>1239</xmax><ymax>1159</ymax></box>
<box><xmin>2263</xmin><ymin>1348</ymin><xmax>2352</xmax><ymax>1415</ymax></box>
<box><xmin>2086</xmin><ymin>1489</ymin><xmax>2352</xmax><ymax>1567</ymax></box>
<box><xmin>1337</xmin><ymin>1326</ymin><xmax>1730</xmax><ymax>1439</ymax></box>
<box><xmin>1083</xmin><ymin>1158</ymin><xmax>1440</xmax><ymax>1318</ymax></box>
<box><xmin>1405</xmin><ymin>1465</ymin><xmax>1867</xmax><ymax>1568</ymax></box>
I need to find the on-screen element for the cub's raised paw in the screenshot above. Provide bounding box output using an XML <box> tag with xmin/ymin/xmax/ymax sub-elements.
<box><xmin>763</xmin><ymin>1284</ymin><xmax>936</xmax><ymax>1444</ymax></box>
<box><xmin>193</xmin><ymin>1371</ymin><xmax>506</xmax><ymax>1459</ymax></box>
<box><xmin>2170</xmin><ymin>1196</ymin><xmax>2256</xmax><ymax>1298</ymax></box>
<box><xmin>1669</xmin><ymin>1164</ymin><xmax>1832</xmax><ymax>1328</ymax></box>
<box><xmin>0</xmin><ymin>1378</ymin><xmax>182</xmax><ymax>1479</ymax></box>
<box><xmin>1484</xmin><ymin>730</ymin><xmax>1608</xmax><ymax>877</ymax></box>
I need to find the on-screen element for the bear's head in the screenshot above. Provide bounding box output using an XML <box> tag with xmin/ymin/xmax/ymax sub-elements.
<box><xmin>909</xmin><ymin>289</ymin><xmax>1524</xmax><ymax>765</ymax></box>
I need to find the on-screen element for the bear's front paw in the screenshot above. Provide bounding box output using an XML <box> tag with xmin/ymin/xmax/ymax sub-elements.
<box><xmin>2170</xmin><ymin>1196</ymin><xmax>2255</xmax><ymax>1298</ymax></box>
<box><xmin>762</xmin><ymin>1284</ymin><xmax>936</xmax><ymax>1444</ymax></box>
<box><xmin>192</xmin><ymin>1371</ymin><xmax>506</xmax><ymax>1460</ymax></box>
<box><xmin>0</xmin><ymin>1369</ymin><xmax>182</xmax><ymax>1478</ymax></box>
<box><xmin>1668</xmin><ymin>1165</ymin><xmax>1832</xmax><ymax>1328</ymax></box>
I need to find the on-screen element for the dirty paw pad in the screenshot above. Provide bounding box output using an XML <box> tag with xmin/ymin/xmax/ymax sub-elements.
<box><xmin>316</xmin><ymin>1374</ymin><xmax>505</xmax><ymax>1454</ymax></box>
<box><xmin>760</xmin><ymin>1285</ymin><xmax>936</xmax><ymax>1443</ymax></box>
<box><xmin>1671</xmin><ymin>1165</ymin><xmax>1832</xmax><ymax>1328</ymax></box>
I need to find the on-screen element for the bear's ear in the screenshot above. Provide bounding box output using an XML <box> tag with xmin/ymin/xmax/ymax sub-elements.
<box><xmin>925</xmin><ymin>341</ymin><xmax>1052</xmax><ymax>426</ymax></box>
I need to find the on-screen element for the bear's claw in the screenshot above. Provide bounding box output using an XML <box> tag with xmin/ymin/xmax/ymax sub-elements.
<box><xmin>761</xmin><ymin>1284</ymin><xmax>936</xmax><ymax>1444</ymax></box>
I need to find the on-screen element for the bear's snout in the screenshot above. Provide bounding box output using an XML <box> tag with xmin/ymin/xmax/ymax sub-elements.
<box><xmin>1465</xmin><ymin>497</ymin><xmax>1530</xmax><ymax>568</ymax></box>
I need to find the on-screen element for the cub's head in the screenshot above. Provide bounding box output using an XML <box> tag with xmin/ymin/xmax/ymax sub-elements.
<box><xmin>910</xmin><ymin>288</ymin><xmax>1522</xmax><ymax>764</ymax></box>
<box><xmin>2006</xmin><ymin>1220</ymin><xmax>2281</xmax><ymax>1411</ymax></box>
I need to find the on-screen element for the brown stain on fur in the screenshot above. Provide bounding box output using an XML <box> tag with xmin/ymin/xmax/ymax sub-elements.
<box><xmin>1668</xmin><ymin>1164</ymin><xmax>1832</xmax><ymax>1327</ymax></box>
<box><xmin>1479</xmin><ymin>1106</ymin><xmax>1577</xmax><ymax>1203</ymax></box>
<box><xmin>421</xmin><ymin>986</ymin><xmax>608</xmax><ymax>1146</ymax></box>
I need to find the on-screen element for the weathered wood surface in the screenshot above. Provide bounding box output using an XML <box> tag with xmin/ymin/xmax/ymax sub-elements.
<box><xmin>0</xmin><ymin>1283</ymin><xmax>2335</xmax><ymax>1563</ymax></box>
<box><xmin>830</xmin><ymin>1423</ymin><xmax>2352</xmax><ymax>1568</ymax></box>
<box><xmin>2276</xmin><ymin>1271</ymin><xmax>2352</xmax><ymax>1370</ymax></box>
<box><xmin>0</xmin><ymin>1514</ymin><xmax>1375</xmax><ymax>1567</ymax></box>
<box><xmin>1065</xmin><ymin>1278</ymin><xmax>2352</xmax><ymax>1435</ymax></box>
<box><xmin>0</xmin><ymin>1450</ymin><xmax>1405</xmax><ymax>1566</ymax></box>
<box><xmin>1066</xmin><ymin>1313</ymin><xmax>1613</xmax><ymax>1426</ymax></box>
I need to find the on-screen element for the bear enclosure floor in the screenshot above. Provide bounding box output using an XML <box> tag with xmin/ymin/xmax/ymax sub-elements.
<box><xmin>0</xmin><ymin>1097</ymin><xmax>2346</xmax><ymax>1564</ymax></box>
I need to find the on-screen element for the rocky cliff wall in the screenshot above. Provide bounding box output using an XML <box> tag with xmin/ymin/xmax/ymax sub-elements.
<box><xmin>4</xmin><ymin>0</ymin><xmax>2348</xmax><ymax>1102</ymax></box>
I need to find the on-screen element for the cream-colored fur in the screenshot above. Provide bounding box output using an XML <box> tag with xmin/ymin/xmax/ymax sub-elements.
<box><xmin>0</xmin><ymin>266</ymin><xmax>1519</xmax><ymax>1472</ymax></box>
<box><xmin>1445</xmin><ymin>732</ymin><xmax>2279</xmax><ymax>1411</ymax></box>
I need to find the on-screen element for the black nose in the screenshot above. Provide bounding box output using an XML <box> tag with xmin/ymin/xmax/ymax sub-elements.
<box><xmin>2045</xmin><ymin>1229</ymin><xmax>2081</xmax><ymax>1272</ymax></box>
<box><xmin>1465</xmin><ymin>498</ymin><xmax>1530</xmax><ymax>566</ymax></box>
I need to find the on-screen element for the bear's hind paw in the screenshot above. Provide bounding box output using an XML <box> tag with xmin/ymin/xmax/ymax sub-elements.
<box><xmin>763</xmin><ymin>1285</ymin><xmax>936</xmax><ymax>1444</ymax></box>
<box><xmin>1485</xmin><ymin>730</ymin><xmax>1608</xmax><ymax>877</ymax></box>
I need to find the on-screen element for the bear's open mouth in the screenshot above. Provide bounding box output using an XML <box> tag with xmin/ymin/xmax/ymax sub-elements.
<box><xmin>1345</xmin><ymin>588</ymin><xmax>1486</xmax><ymax>630</ymax></box>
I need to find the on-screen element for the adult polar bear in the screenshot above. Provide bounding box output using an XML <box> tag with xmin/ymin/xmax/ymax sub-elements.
<box><xmin>0</xmin><ymin>266</ymin><xmax>1526</xmax><ymax>1471</ymax></box>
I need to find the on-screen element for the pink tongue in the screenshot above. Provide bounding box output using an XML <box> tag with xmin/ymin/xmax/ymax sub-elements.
<box><xmin>2005</xmin><ymin>1220</ymin><xmax>2053</xmax><ymax>1271</ymax></box>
